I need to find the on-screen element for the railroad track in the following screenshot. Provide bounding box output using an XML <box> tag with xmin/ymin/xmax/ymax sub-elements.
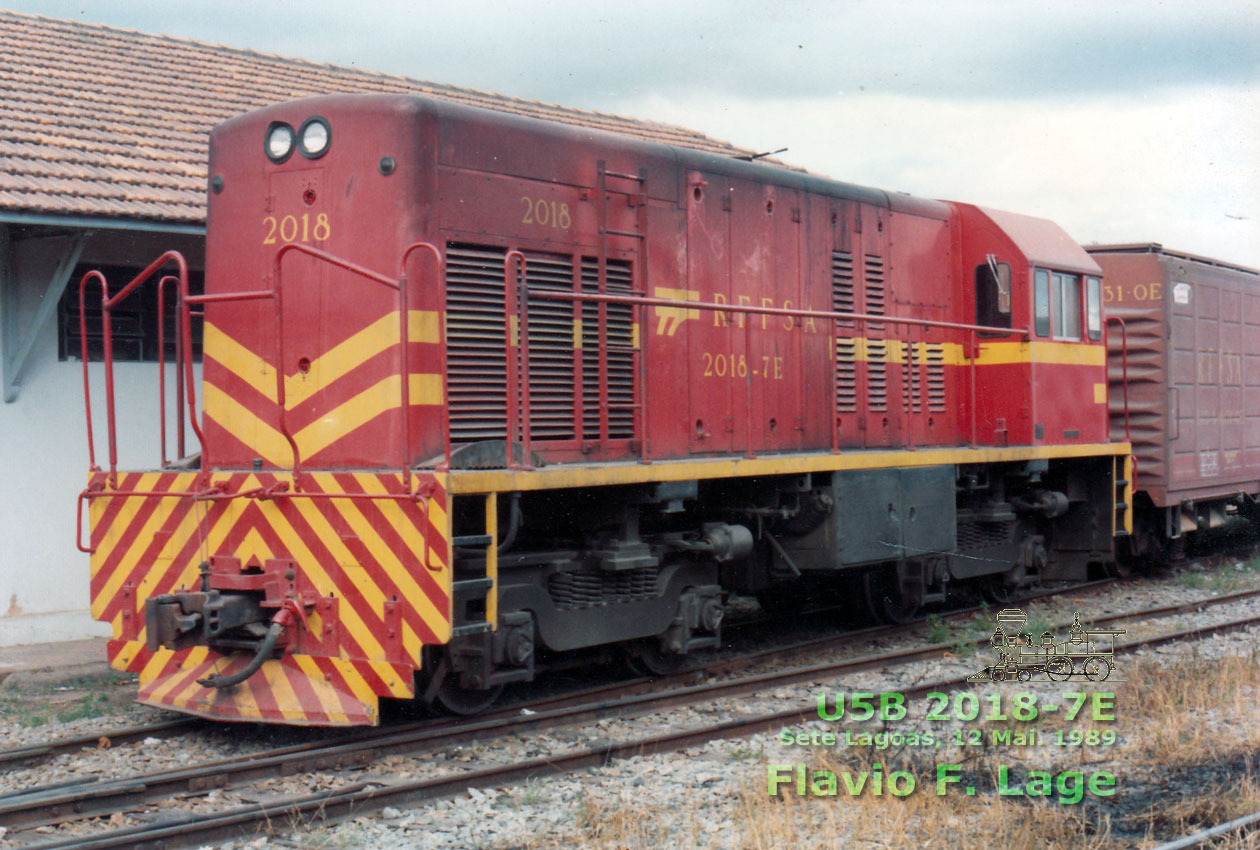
<box><xmin>0</xmin><ymin>577</ymin><xmax>1122</xmax><ymax>774</ymax></box>
<box><xmin>8</xmin><ymin>583</ymin><xmax>1260</xmax><ymax>849</ymax></box>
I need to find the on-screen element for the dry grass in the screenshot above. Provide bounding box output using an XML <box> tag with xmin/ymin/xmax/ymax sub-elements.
<box><xmin>521</xmin><ymin>750</ymin><xmax>1110</xmax><ymax>850</ymax></box>
<box><xmin>1121</xmin><ymin>652</ymin><xmax>1260</xmax><ymax>767</ymax></box>
<box><xmin>520</xmin><ymin>652</ymin><xmax>1260</xmax><ymax>850</ymax></box>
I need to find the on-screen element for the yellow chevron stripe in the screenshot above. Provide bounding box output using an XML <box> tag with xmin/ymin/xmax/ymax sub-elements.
<box><xmin>291</xmin><ymin>654</ymin><xmax>362</xmax><ymax>724</ymax></box>
<box><xmin>90</xmin><ymin>473</ymin><xmax>162</xmax><ymax>581</ymax></box>
<box><xmin>203</xmin><ymin>382</ymin><xmax>293</xmax><ymax>466</ymax></box>
<box><xmin>325</xmin><ymin>473</ymin><xmax>447</xmax><ymax>645</ymax></box>
<box><xmin>207</xmin><ymin>312</ymin><xmax>440</xmax><ymax>409</ymax></box>
<box><xmin>109</xmin><ymin>638</ymin><xmax>144</xmax><ymax>670</ymax></box>
<box><xmin>292</xmin><ymin>374</ymin><xmax>438</xmax><ymax>459</ymax></box>
<box><xmin>409</xmin><ymin>372</ymin><xmax>444</xmax><ymax>405</ymax></box>
<box><xmin>262</xmin><ymin>661</ymin><xmax>309</xmax><ymax>723</ymax></box>
<box><xmin>92</xmin><ymin>481</ymin><xmax>185</xmax><ymax>620</ymax></box>
<box><xmin>259</xmin><ymin>503</ymin><xmax>385</xmax><ymax>660</ymax></box>
<box><xmin>329</xmin><ymin>657</ymin><xmax>378</xmax><ymax>709</ymax></box>
<box><xmin>204</xmin><ymin>322</ymin><xmax>278</xmax><ymax>403</ymax></box>
<box><xmin>408</xmin><ymin>310</ymin><xmax>440</xmax><ymax>345</ymax></box>
<box><xmin>286</xmin><ymin>313</ymin><xmax>397</xmax><ymax>407</ymax></box>
<box><xmin>206</xmin><ymin>374</ymin><xmax>444</xmax><ymax>468</ymax></box>
<box><xmin>402</xmin><ymin>623</ymin><xmax>421</xmax><ymax>663</ymax></box>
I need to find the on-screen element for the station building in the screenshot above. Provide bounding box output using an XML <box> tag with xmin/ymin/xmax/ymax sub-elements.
<box><xmin>0</xmin><ymin>10</ymin><xmax>758</xmax><ymax>646</ymax></box>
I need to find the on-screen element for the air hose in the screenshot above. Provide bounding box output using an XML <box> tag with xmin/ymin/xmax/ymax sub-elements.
<box><xmin>197</xmin><ymin>607</ymin><xmax>292</xmax><ymax>689</ymax></box>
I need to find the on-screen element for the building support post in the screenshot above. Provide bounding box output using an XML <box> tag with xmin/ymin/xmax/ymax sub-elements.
<box><xmin>2</xmin><ymin>230</ymin><xmax>92</xmax><ymax>403</ymax></box>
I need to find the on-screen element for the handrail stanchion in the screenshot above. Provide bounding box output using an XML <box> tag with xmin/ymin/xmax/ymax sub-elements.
<box><xmin>399</xmin><ymin>242</ymin><xmax>446</xmax><ymax>476</ymax></box>
<box><xmin>969</xmin><ymin>329</ymin><xmax>978</xmax><ymax>448</ymax></box>
<box><xmin>502</xmin><ymin>251</ymin><xmax>532</xmax><ymax>470</ymax></box>
<box><xmin>156</xmin><ymin>275</ymin><xmax>179</xmax><ymax>468</ymax></box>
<box><xmin>501</xmin><ymin>253</ymin><xmax>516</xmax><ymax>470</ymax></box>
<box><xmin>638</xmin><ymin>298</ymin><xmax>649</xmax><ymax>464</ymax></box>
<box><xmin>104</xmin><ymin>252</ymin><xmax>190</xmax><ymax>486</ymax></box>
<box><xmin>78</xmin><ymin>270</ymin><xmax>109</xmax><ymax>474</ymax></box>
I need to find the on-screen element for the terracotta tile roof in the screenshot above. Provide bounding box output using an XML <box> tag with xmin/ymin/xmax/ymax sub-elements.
<box><xmin>0</xmin><ymin>10</ymin><xmax>765</xmax><ymax>225</ymax></box>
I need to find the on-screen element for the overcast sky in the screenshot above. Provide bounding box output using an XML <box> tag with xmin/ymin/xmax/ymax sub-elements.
<box><xmin>13</xmin><ymin>0</ymin><xmax>1260</xmax><ymax>266</ymax></box>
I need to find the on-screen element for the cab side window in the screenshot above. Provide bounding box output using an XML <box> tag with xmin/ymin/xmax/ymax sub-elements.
<box><xmin>1052</xmin><ymin>272</ymin><xmax>1081</xmax><ymax>341</ymax></box>
<box><xmin>975</xmin><ymin>261</ymin><xmax>1012</xmax><ymax>336</ymax></box>
<box><xmin>1086</xmin><ymin>276</ymin><xmax>1102</xmax><ymax>340</ymax></box>
<box><xmin>1034</xmin><ymin>270</ymin><xmax>1051</xmax><ymax>337</ymax></box>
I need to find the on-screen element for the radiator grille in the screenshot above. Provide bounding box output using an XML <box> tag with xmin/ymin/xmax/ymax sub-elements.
<box><xmin>581</xmin><ymin>258</ymin><xmax>636</xmax><ymax>440</ymax></box>
<box><xmin>445</xmin><ymin>244</ymin><xmax>511</xmax><ymax>442</ymax></box>
<box><xmin>445</xmin><ymin>244</ymin><xmax>637</xmax><ymax>444</ymax></box>
<box><xmin>523</xmin><ymin>253</ymin><xmax>578</xmax><ymax>440</ymax></box>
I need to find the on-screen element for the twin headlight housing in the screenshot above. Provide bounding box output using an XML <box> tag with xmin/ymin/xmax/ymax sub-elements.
<box><xmin>265</xmin><ymin>116</ymin><xmax>331</xmax><ymax>163</ymax></box>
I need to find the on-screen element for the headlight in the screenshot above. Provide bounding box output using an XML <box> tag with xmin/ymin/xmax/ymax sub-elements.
<box><xmin>298</xmin><ymin>116</ymin><xmax>331</xmax><ymax>159</ymax></box>
<box><xmin>265</xmin><ymin>122</ymin><xmax>295</xmax><ymax>163</ymax></box>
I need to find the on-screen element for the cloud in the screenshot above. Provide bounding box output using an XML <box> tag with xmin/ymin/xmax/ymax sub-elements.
<box><xmin>19</xmin><ymin>0</ymin><xmax>1260</xmax><ymax>104</ymax></box>
<box><xmin>619</xmin><ymin>84</ymin><xmax>1260</xmax><ymax>267</ymax></box>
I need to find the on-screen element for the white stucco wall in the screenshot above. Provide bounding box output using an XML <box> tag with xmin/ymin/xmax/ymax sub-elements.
<box><xmin>0</xmin><ymin>226</ymin><xmax>204</xmax><ymax>646</ymax></box>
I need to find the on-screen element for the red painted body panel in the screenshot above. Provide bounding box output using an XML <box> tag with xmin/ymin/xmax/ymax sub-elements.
<box><xmin>199</xmin><ymin>94</ymin><xmax>1111</xmax><ymax>472</ymax></box>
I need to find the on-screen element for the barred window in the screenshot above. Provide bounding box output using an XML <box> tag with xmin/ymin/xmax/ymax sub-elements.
<box><xmin>57</xmin><ymin>264</ymin><xmax>204</xmax><ymax>362</ymax></box>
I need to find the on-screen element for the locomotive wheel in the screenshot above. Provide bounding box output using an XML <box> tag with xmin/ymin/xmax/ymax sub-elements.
<box><xmin>1045</xmin><ymin>656</ymin><xmax>1073</xmax><ymax>681</ymax></box>
<box><xmin>622</xmin><ymin>641</ymin><xmax>685</xmax><ymax>677</ymax></box>
<box><xmin>420</xmin><ymin>647</ymin><xmax>504</xmax><ymax>716</ymax></box>
<box><xmin>432</xmin><ymin>679</ymin><xmax>504</xmax><ymax>716</ymax></box>
<box><xmin>1083</xmin><ymin>656</ymin><xmax>1113</xmax><ymax>682</ymax></box>
<box><xmin>863</xmin><ymin>570</ymin><xmax>918</xmax><ymax>625</ymax></box>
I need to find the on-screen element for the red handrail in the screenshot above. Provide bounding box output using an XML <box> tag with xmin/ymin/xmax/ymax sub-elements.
<box><xmin>268</xmin><ymin>242</ymin><xmax>443</xmax><ymax>483</ymax></box>
<box><xmin>503</xmin><ymin>252</ymin><xmax>531</xmax><ymax>470</ymax></box>
<box><xmin>78</xmin><ymin>252</ymin><xmax>190</xmax><ymax>487</ymax></box>
<box><xmin>522</xmin><ymin>286</ymin><xmax>1028</xmax><ymax>462</ymax></box>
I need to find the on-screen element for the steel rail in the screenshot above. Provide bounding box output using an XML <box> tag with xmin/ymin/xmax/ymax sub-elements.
<box><xmin>8</xmin><ymin>584</ymin><xmax>1260</xmax><ymax>838</ymax></box>
<box><xmin>1147</xmin><ymin>809</ymin><xmax>1260</xmax><ymax>850</ymax></box>
<box><xmin>18</xmin><ymin>607</ymin><xmax>1260</xmax><ymax>850</ymax></box>
<box><xmin>0</xmin><ymin>578</ymin><xmax>1115</xmax><ymax>775</ymax></box>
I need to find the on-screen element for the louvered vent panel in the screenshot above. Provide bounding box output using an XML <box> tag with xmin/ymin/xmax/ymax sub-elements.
<box><xmin>832</xmin><ymin>251</ymin><xmax>856</xmax><ymax>325</ymax></box>
<box><xmin>446</xmin><ymin>243</ymin><xmax>579</xmax><ymax>443</ymax></box>
<box><xmin>580</xmin><ymin>258</ymin><xmax>636</xmax><ymax>439</ymax></box>
<box><xmin>832</xmin><ymin>251</ymin><xmax>857</xmax><ymax>414</ymax></box>
<box><xmin>901</xmin><ymin>344</ymin><xmax>915</xmax><ymax>413</ymax></box>
<box><xmin>864</xmin><ymin>254</ymin><xmax>886</xmax><ymax>330</ymax></box>
<box><xmin>867</xmin><ymin>340</ymin><xmax>888</xmax><ymax>411</ymax></box>
<box><xmin>925</xmin><ymin>344</ymin><xmax>947</xmax><ymax>412</ymax></box>
<box><xmin>835</xmin><ymin>338</ymin><xmax>858</xmax><ymax>413</ymax></box>
<box><xmin>524</xmin><ymin>253</ymin><xmax>577</xmax><ymax>441</ymax></box>
<box><xmin>864</xmin><ymin>254</ymin><xmax>888</xmax><ymax>413</ymax></box>
<box><xmin>445</xmin><ymin>244</ymin><xmax>510</xmax><ymax>441</ymax></box>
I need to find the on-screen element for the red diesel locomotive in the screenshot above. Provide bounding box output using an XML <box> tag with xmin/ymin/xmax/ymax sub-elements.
<box><xmin>80</xmin><ymin>94</ymin><xmax>1131</xmax><ymax>725</ymax></box>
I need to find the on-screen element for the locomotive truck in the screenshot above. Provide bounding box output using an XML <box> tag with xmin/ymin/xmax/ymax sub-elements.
<box><xmin>79</xmin><ymin>94</ymin><xmax>1132</xmax><ymax>724</ymax></box>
